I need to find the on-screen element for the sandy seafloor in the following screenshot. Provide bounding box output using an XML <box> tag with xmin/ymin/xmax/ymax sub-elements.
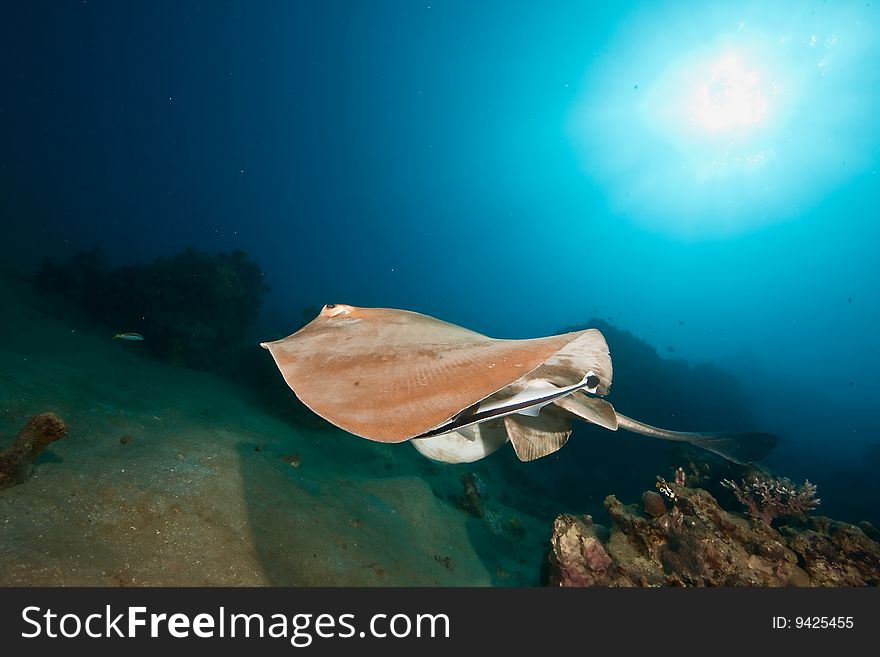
<box><xmin>0</xmin><ymin>272</ymin><xmax>545</xmax><ymax>586</ymax></box>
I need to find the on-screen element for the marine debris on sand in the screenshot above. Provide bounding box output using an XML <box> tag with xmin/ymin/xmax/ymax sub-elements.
<box><xmin>547</xmin><ymin>471</ymin><xmax>880</xmax><ymax>587</ymax></box>
<box><xmin>0</xmin><ymin>413</ymin><xmax>67</xmax><ymax>490</ymax></box>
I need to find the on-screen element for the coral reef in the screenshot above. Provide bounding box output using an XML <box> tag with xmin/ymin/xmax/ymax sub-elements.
<box><xmin>0</xmin><ymin>413</ymin><xmax>68</xmax><ymax>490</ymax></box>
<box><xmin>722</xmin><ymin>473</ymin><xmax>820</xmax><ymax>525</ymax></box>
<box><xmin>33</xmin><ymin>247</ymin><xmax>267</xmax><ymax>371</ymax></box>
<box><xmin>546</xmin><ymin>472</ymin><xmax>880</xmax><ymax>587</ymax></box>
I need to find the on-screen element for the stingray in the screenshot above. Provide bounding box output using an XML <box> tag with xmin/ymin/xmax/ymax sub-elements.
<box><xmin>261</xmin><ymin>304</ymin><xmax>777</xmax><ymax>465</ymax></box>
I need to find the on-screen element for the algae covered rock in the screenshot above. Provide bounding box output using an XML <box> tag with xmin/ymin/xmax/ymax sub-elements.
<box><xmin>547</xmin><ymin>476</ymin><xmax>880</xmax><ymax>587</ymax></box>
<box><xmin>0</xmin><ymin>413</ymin><xmax>67</xmax><ymax>490</ymax></box>
<box><xmin>547</xmin><ymin>514</ymin><xmax>618</xmax><ymax>587</ymax></box>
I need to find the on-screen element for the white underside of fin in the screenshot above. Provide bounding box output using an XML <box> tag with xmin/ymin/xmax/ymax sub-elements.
<box><xmin>411</xmin><ymin>421</ymin><xmax>509</xmax><ymax>463</ymax></box>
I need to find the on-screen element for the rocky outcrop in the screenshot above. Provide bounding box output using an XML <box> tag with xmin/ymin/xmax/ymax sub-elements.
<box><xmin>0</xmin><ymin>413</ymin><xmax>67</xmax><ymax>490</ymax></box>
<box><xmin>33</xmin><ymin>248</ymin><xmax>266</xmax><ymax>372</ymax></box>
<box><xmin>547</xmin><ymin>476</ymin><xmax>880</xmax><ymax>587</ymax></box>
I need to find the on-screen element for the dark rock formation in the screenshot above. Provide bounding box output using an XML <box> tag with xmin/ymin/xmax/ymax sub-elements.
<box><xmin>0</xmin><ymin>413</ymin><xmax>67</xmax><ymax>490</ymax></box>
<box><xmin>547</xmin><ymin>514</ymin><xmax>615</xmax><ymax>587</ymax></box>
<box><xmin>547</xmin><ymin>475</ymin><xmax>880</xmax><ymax>587</ymax></box>
<box><xmin>457</xmin><ymin>472</ymin><xmax>486</xmax><ymax>518</ymax></box>
<box><xmin>33</xmin><ymin>247</ymin><xmax>267</xmax><ymax>372</ymax></box>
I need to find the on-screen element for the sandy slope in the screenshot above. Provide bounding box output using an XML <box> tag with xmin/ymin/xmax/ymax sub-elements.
<box><xmin>0</xmin><ymin>272</ymin><xmax>542</xmax><ymax>586</ymax></box>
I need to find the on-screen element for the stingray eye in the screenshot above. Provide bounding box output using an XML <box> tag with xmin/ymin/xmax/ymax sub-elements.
<box><xmin>322</xmin><ymin>304</ymin><xmax>352</xmax><ymax>318</ymax></box>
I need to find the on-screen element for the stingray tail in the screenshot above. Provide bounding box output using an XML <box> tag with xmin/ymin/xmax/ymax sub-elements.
<box><xmin>615</xmin><ymin>413</ymin><xmax>778</xmax><ymax>465</ymax></box>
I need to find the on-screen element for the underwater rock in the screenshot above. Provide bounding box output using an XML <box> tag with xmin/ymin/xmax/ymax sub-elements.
<box><xmin>33</xmin><ymin>247</ymin><xmax>267</xmax><ymax>372</ymax></box>
<box><xmin>32</xmin><ymin>248</ymin><xmax>108</xmax><ymax>307</ymax></box>
<box><xmin>780</xmin><ymin>518</ymin><xmax>880</xmax><ymax>586</ymax></box>
<box><xmin>546</xmin><ymin>475</ymin><xmax>880</xmax><ymax>587</ymax></box>
<box><xmin>642</xmin><ymin>491</ymin><xmax>666</xmax><ymax>517</ymax></box>
<box><xmin>457</xmin><ymin>472</ymin><xmax>486</xmax><ymax>518</ymax></box>
<box><xmin>0</xmin><ymin>413</ymin><xmax>67</xmax><ymax>490</ymax></box>
<box><xmin>666</xmin><ymin>446</ymin><xmax>719</xmax><ymax>487</ymax></box>
<box><xmin>859</xmin><ymin>521</ymin><xmax>880</xmax><ymax>543</ymax></box>
<box><xmin>547</xmin><ymin>515</ymin><xmax>616</xmax><ymax>587</ymax></box>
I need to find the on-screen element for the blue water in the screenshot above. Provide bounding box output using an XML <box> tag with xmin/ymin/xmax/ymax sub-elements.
<box><xmin>2</xmin><ymin>1</ymin><xmax>878</xmax><ymax>526</ymax></box>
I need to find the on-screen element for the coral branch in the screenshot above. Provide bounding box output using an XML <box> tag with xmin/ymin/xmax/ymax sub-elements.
<box><xmin>722</xmin><ymin>473</ymin><xmax>820</xmax><ymax>525</ymax></box>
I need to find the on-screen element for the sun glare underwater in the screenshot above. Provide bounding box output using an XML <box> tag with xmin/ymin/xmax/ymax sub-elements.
<box><xmin>570</xmin><ymin>2</ymin><xmax>879</xmax><ymax>237</ymax></box>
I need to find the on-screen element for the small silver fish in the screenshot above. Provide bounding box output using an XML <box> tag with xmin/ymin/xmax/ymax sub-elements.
<box><xmin>113</xmin><ymin>332</ymin><xmax>144</xmax><ymax>341</ymax></box>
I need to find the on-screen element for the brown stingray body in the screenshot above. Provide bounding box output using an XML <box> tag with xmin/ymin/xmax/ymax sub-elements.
<box><xmin>261</xmin><ymin>304</ymin><xmax>611</xmax><ymax>445</ymax></box>
<box><xmin>262</xmin><ymin>304</ymin><xmax>778</xmax><ymax>465</ymax></box>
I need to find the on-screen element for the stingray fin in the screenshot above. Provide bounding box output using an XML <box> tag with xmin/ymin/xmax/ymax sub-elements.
<box><xmin>527</xmin><ymin>329</ymin><xmax>612</xmax><ymax>395</ymax></box>
<box><xmin>410</xmin><ymin>420</ymin><xmax>508</xmax><ymax>463</ymax></box>
<box><xmin>553</xmin><ymin>391</ymin><xmax>619</xmax><ymax>430</ymax></box>
<box><xmin>456</xmin><ymin>424</ymin><xmax>479</xmax><ymax>441</ymax></box>
<box><xmin>503</xmin><ymin>406</ymin><xmax>572</xmax><ymax>462</ymax></box>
